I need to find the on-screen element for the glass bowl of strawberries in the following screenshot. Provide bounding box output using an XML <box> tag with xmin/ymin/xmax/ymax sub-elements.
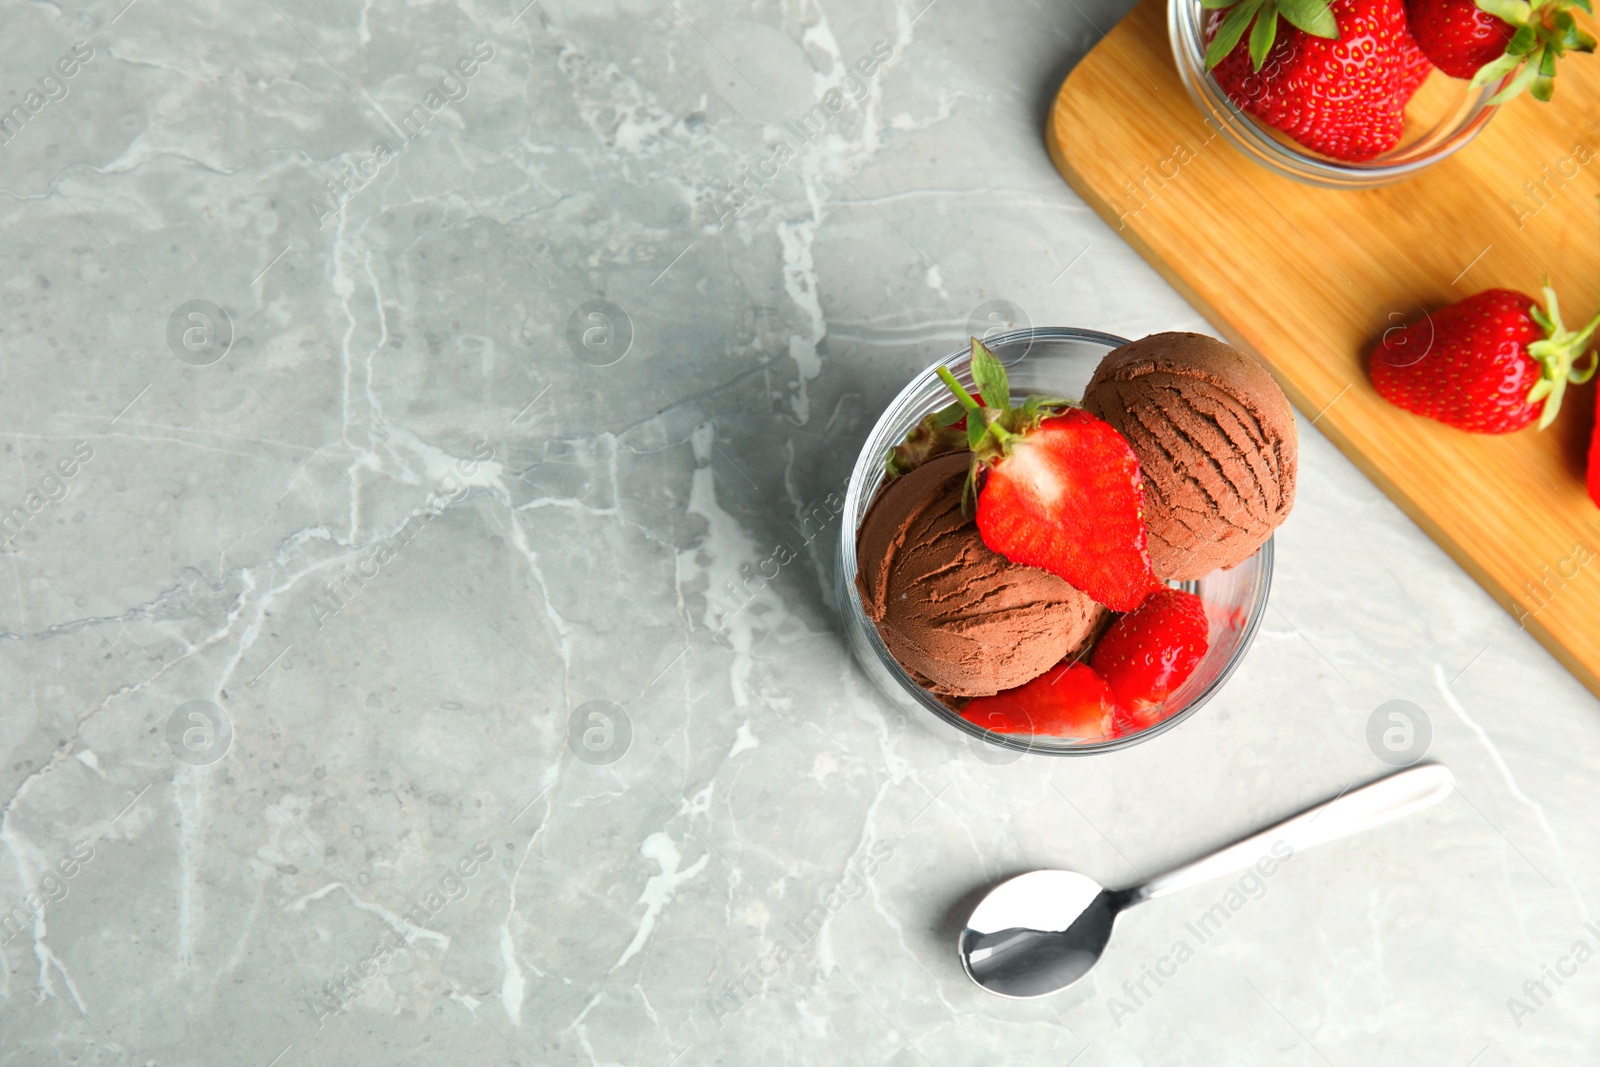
<box><xmin>838</xmin><ymin>327</ymin><xmax>1281</xmax><ymax>756</ymax></box>
<box><xmin>1166</xmin><ymin>0</ymin><xmax>1533</xmax><ymax>186</ymax></box>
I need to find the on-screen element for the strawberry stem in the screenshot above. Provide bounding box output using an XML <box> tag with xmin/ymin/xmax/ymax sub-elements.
<box><xmin>935</xmin><ymin>366</ymin><xmax>983</xmax><ymax>412</ymax></box>
<box><xmin>932</xmin><ymin>337</ymin><xmax>1082</xmax><ymax>505</ymax></box>
<box><xmin>989</xmin><ymin>420</ymin><xmax>1020</xmax><ymax>445</ymax></box>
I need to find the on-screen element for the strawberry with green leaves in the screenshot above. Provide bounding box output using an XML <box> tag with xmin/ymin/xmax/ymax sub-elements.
<box><xmin>1406</xmin><ymin>0</ymin><xmax>1595</xmax><ymax>99</ymax></box>
<box><xmin>1371</xmin><ymin>286</ymin><xmax>1599</xmax><ymax>433</ymax></box>
<box><xmin>935</xmin><ymin>339</ymin><xmax>1163</xmax><ymax>612</ymax></box>
<box><xmin>1204</xmin><ymin>0</ymin><xmax>1414</xmax><ymax>161</ymax></box>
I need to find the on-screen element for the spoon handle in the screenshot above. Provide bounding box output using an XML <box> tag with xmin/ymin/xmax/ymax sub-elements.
<box><xmin>1127</xmin><ymin>763</ymin><xmax>1455</xmax><ymax>905</ymax></box>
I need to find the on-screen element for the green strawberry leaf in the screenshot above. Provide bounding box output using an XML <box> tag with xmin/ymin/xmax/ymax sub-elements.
<box><xmin>1470</xmin><ymin>50</ymin><xmax>1522</xmax><ymax>84</ymax></box>
<box><xmin>927</xmin><ymin>401</ymin><xmax>967</xmax><ymax>429</ymax></box>
<box><xmin>1538</xmin><ymin>377</ymin><xmax>1569</xmax><ymax>427</ymax></box>
<box><xmin>885</xmin><ymin>402</ymin><xmax>973</xmax><ymax>476</ymax></box>
<box><xmin>1475</xmin><ymin>0</ymin><xmax>1533</xmax><ymax>23</ymax></box>
<box><xmin>1551</xmin><ymin>9</ymin><xmax>1581</xmax><ymax>47</ymax></box>
<box><xmin>1574</xmin><ymin>352</ymin><xmax>1600</xmax><ymax>385</ymax></box>
<box><xmin>960</xmin><ymin>455</ymin><xmax>981</xmax><ymax>515</ymax></box>
<box><xmin>1488</xmin><ymin>60</ymin><xmax>1541</xmax><ymax>102</ymax></box>
<box><xmin>1276</xmin><ymin>0</ymin><xmax>1339</xmax><ymax>37</ymax></box>
<box><xmin>1205</xmin><ymin>0</ymin><xmax>1263</xmax><ymax>69</ymax></box>
<box><xmin>969</xmin><ymin>337</ymin><xmax>1011</xmax><ymax>412</ymax></box>
<box><xmin>1248</xmin><ymin>1</ymin><xmax>1282</xmax><ymax>68</ymax></box>
<box><xmin>1201</xmin><ymin>0</ymin><xmax>1338</xmax><ymax>70</ymax></box>
<box><xmin>966</xmin><ymin>412</ymin><xmax>989</xmax><ymax>452</ymax></box>
<box><xmin>1015</xmin><ymin>395</ymin><xmax>1075</xmax><ymax>431</ymax></box>
<box><xmin>1530</xmin><ymin>298</ymin><xmax>1557</xmax><ymax>335</ymax></box>
<box><xmin>1564</xmin><ymin>17</ymin><xmax>1598</xmax><ymax>52</ymax></box>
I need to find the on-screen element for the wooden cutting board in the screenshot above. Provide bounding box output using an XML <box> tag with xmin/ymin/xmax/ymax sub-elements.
<box><xmin>1048</xmin><ymin>0</ymin><xmax>1600</xmax><ymax>697</ymax></box>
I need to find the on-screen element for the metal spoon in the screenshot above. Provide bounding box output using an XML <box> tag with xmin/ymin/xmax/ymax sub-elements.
<box><xmin>960</xmin><ymin>763</ymin><xmax>1455</xmax><ymax>998</ymax></box>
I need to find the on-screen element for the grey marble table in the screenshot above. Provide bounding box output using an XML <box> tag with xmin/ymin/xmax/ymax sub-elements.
<box><xmin>0</xmin><ymin>0</ymin><xmax>1596</xmax><ymax>1064</ymax></box>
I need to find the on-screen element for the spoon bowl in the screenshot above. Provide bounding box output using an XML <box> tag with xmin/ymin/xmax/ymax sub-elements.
<box><xmin>961</xmin><ymin>871</ymin><xmax>1125</xmax><ymax>998</ymax></box>
<box><xmin>959</xmin><ymin>764</ymin><xmax>1455</xmax><ymax>997</ymax></box>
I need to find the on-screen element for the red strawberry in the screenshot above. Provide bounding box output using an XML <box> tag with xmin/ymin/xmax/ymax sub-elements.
<box><xmin>960</xmin><ymin>661</ymin><xmax>1121</xmax><ymax>740</ymax></box>
<box><xmin>1371</xmin><ymin>287</ymin><xmax>1599</xmax><ymax>433</ymax></box>
<box><xmin>1398</xmin><ymin>24</ymin><xmax>1438</xmax><ymax>97</ymax></box>
<box><xmin>1205</xmin><ymin>0</ymin><xmax>1412</xmax><ymax>162</ymax></box>
<box><xmin>935</xmin><ymin>339</ymin><xmax>1162</xmax><ymax>612</ymax></box>
<box><xmin>975</xmin><ymin>411</ymin><xmax>1163</xmax><ymax>611</ymax></box>
<box><xmin>1406</xmin><ymin>0</ymin><xmax>1514</xmax><ymax>76</ymax></box>
<box><xmin>1090</xmin><ymin>588</ymin><xmax>1211</xmax><ymax>729</ymax></box>
<box><xmin>1588</xmin><ymin>408</ymin><xmax>1600</xmax><ymax>507</ymax></box>
<box><xmin>1406</xmin><ymin>0</ymin><xmax>1594</xmax><ymax>99</ymax></box>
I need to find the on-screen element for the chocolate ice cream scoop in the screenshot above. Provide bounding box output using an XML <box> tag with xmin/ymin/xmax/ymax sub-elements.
<box><xmin>855</xmin><ymin>452</ymin><xmax>1106</xmax><ymax>698</ymax></box>
<box><xmin>1083</xmin><ymin>332</ymin><xmax>1297</xmax><ymax>581</ymax></box>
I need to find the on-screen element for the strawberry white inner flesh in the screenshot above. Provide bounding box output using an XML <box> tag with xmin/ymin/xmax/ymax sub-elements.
<box><xmin>1005</xmin><ymin>437</ymin><xmax>1066</xmax><ymax>508</ymax></box>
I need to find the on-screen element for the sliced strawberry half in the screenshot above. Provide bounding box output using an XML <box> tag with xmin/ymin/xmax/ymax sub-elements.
<box><xmin>960</xmin><ymin>661</ymin><xmax>1121</xmax><ymax>741</ymax></box>
<box><xmin>1091</xmin><ymin>588</ymin><xmax>1211</xmax><ymax>730</ymax></box>
<box><xmin>936</xmin><ymin>339</ymin><xmax>1162</xmax><ymax>612</ymax></box>
<box><xmin>976</xmin><ymin>410</ymin><xmax>1162</xmax><ymax>611</ymax></box>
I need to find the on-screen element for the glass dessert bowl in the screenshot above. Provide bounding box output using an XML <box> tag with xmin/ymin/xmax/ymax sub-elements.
<box><xmin>1167</xmin><ymin>0</ymin><xmax>1503</xmax><ymax>188</ymax></box>
<box><xmin>837</xmin><ymin>327</ymin><xmax>1274</xmax><ymax>756</ymax></box>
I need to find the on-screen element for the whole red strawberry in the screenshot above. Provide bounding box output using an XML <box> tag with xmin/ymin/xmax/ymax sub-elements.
<box><xmin>960</xmin><ymin>661</ymin><xmax>1121</xmax><ymax>740</ymax></box>
<box><xmin>1371</xmin><ymin>287</ymin><xmax>1599</xmax><ymax>433</ymax></box>
<box><xmin>936</xmin><ymin>340</ymin><xmax>1162</xmax><ymax>612</ymax></box>
<box><xmin>1091</xmin><ymin>588</ymin><xmax>1211</xmax><ymax>730</ymax></box>
<box><xmin>1406</xmin><ymin>0</ymin><xmax>1594</xmax><ymax>99</ymax></box>
<box><xmin>1205</xmin><ymin>0</ymin><xmax>1412</xmax><ymax>161</ymax></box>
